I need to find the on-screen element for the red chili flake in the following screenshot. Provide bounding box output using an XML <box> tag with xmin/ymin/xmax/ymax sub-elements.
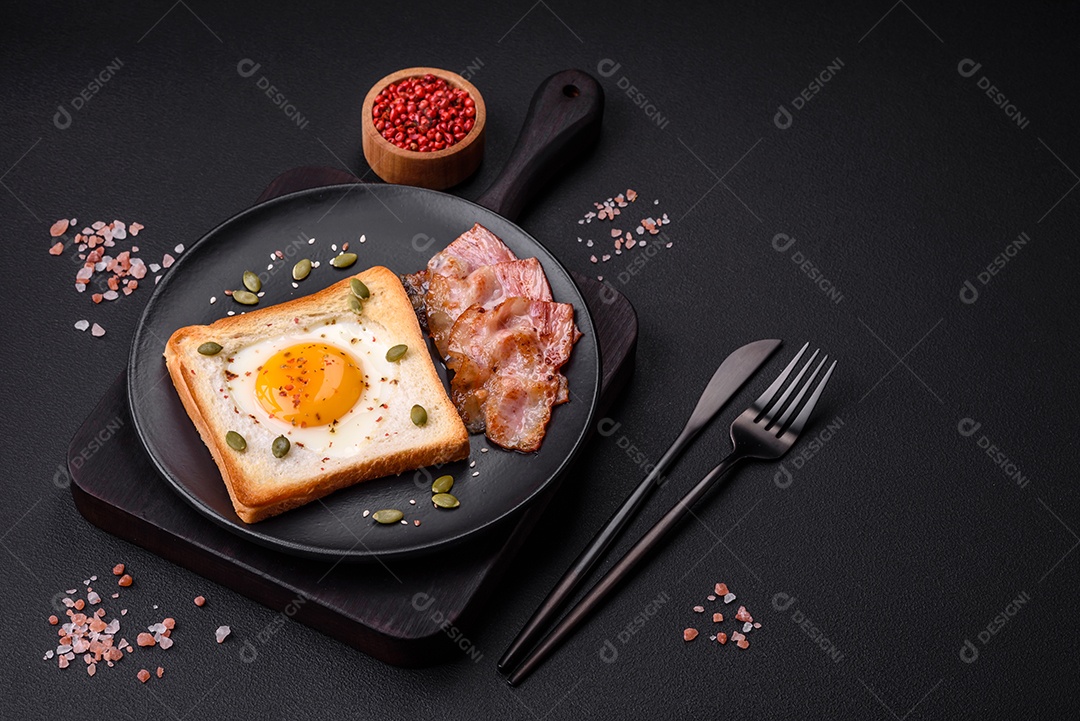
<box><xmin>372</xmin><ymin>73</ymin><xmax>476</xmax><ymax>152</ymax></box>
<box><xmin>683</xmin><ymin>628</ymin><xmax>699</xmax><ymax>642</ymax></box>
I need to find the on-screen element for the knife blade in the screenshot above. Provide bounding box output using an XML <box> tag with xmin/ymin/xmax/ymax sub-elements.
<box><xmin>497</xmin><ymin>338</ymin><xmax>781</xmax><ymax>674</ymax></box>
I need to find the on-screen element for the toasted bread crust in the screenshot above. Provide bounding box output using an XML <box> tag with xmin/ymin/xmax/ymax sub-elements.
<box><xmin>163</xmin><ymin>266</ymin><xmax>469</xmax><ymax>523</ymax></box>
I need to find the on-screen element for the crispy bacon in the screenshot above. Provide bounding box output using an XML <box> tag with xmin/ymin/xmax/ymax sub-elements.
<box><xmin>446</xmin><ymin>297</ymin><xmax>581</xmax><ymax>452</ymax></box>
<box><xmin>426</xmin><ymin>258</ymin><xmax>553</xmax><ymax>357</ymax></box>
<box><xmin>402</xmin><ymin>223</ymin><xmax>517</xmax><ymax>326</ymax></box>
<box><xmin>428</xmin><ymin>223</ymin><xmax>517</xmax><ymax>278</ymax></box>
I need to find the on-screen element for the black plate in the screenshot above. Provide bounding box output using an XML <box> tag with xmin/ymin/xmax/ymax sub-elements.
<box><xmin>127</xmin><ymin>184</ymin><xmax>600</xmax><ymax>561</ymax></box>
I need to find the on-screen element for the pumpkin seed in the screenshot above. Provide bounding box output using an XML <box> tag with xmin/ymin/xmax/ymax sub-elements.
<box><xmin>411</xmin><ymin>404</ymin><xmax>427</xmax><ymax>426</ymax></box>
<box><xmin>232</xmin><ymin>289</ymin><xmax>259</xmax><ymax>305</ymax></box>
<box><xmin>243</xmin><ymin>270</ymin><xmax>261</xmax><ymax>292</ymax></box>
<box><xmin>330</xmin><ymin>252</ymin><xmax>357</xmax><ymax>268</ymax></box>
<box><xmin>350</xmin><ymin>278</ymin><xmax>370</xmax><ymax>299</ymax></box>
<box><xmin>271</xmin><ymin>435</ymin><xmax>290</xmax><ymax>458</ymax></box>
<box><xmin>292</xmin><ymin>258</ymin><xmax>312</xmax><ymax>280</ymax></box>
<box><xmin>432</xmin><ymin>493</ymin><xmax>460</xmax><ymax>509</ymax></box>
<box><xmin>386</xmin><ymin>344</ymin><xmax>408</xmax><ymax>362</ymax></box>
<box><xmin>225</xmin><ymin>431</ymin><xmax>246</xmax><ymax>452</ymax></box>
<box><xmin>432</xmin><ymin>475</ymin><xmax>454</xmax><ymax>494</ymax></box>
<box><xmin>348</xmin><ymin>295</ymin><xmax>363</xmax><ymax>314</ymax></box>
<box><xmin>197</xmin><ymin>341</ymin><xmax>223</xmax><ymax>356</ymax></box>
<box><xmin>373</xmin><ymin>509</ymin><xmax>404</xmax><ymax>524</ymax></box>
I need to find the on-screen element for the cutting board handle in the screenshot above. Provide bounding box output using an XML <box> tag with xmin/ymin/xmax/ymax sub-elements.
<box><xmin>474</xmin><ymin>69</ymin><xmax>604</xmax><ymax>222</ymax></box>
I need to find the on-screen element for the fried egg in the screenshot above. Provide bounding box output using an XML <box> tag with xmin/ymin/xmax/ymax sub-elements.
<box><xmin>226</xmin><ymin>319</ymin><xmax>401</xmax><ymax>457</ymax></box>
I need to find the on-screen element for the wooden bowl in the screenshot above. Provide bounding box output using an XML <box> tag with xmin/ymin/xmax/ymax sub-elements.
<box><xmin>361</xmin><ymin>67</ymin><xmax>486</xmax><ymax>190</ymax></box>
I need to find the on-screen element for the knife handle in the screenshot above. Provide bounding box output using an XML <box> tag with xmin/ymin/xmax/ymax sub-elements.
<box><xmin>497</xmin><ymin>426</ymin><xmax>693</xmax><ymax>674</ymax></box>
<box><xmin>506</xmin><ymin>452</ymin><xmax>745</xmax><ymax>685</ymax></box>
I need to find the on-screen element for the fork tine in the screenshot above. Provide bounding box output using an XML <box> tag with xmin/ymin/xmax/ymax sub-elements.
<box><xmin>786</xmin><ymin>359</ymin><xmax>837</xmax><ymax>436</ymax></box>
<box><xmin>772</xmin><ymin>354</ymin><xmax>827</xmax><ymax>432</ymax></box>
<box><xmin>754</xmin><ymin>342</ymin><xmax>808</xmax><ymax>412</ymax></box>
<box><xmin>762</xmin><ymin>348</ymin><xmax>819</xmax><ymax>425</ymax></box>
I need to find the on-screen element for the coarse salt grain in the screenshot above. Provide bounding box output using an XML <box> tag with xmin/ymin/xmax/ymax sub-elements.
<box><xmin>91</xmin><ymin>323</ymin><xmax>106</xmax><ymax>337</ymax></box>
<box><xmin>74</xmin><ymin>320</ymin><xmax>89</xmax><ymax>331</ymax></box>
<box><xmin>683</xmin><ymin>628</ymin><xmax>698</xmax><ymax>641</ymax></box>
<box><xmin>215</xmin><ymin>626</ymin><xmax>230</xmax><ymax>643</ymax></box>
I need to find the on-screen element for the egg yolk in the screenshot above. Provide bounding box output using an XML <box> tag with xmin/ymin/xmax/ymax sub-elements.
<box><xmin>254</xmin><ymin>343</ymin><xmax>364</xmax><ymax>427</ymax></box>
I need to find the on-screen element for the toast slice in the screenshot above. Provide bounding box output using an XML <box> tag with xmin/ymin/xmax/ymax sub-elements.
<box><xmin>164</xmin><ymin>265</ymin><xmax>469</xmax><ymax>523</ymax></box>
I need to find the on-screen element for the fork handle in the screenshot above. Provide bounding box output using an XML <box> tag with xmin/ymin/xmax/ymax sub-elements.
<box><xmin>506</xmin><ymin>451</ymin><xmax>744</xmax><ymax>686</ymax></box>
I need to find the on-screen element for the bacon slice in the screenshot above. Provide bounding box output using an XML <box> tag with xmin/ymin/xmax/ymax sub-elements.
<box><xmin>402</xmin><ymin>223</ymin><xmax>517</xmax><ymax>324</ymax></box>
<box><xmin>428</xmin><ymin>223</ymin><xmax>517</xmax><ymax>278</ymax></box>
<box><xmin>426</xmin><ymin>258</ymin><xmax>553</xmax><ymax>357</ymax></box>
<box><xmin>446</xmin><ymin>297</ymin><xmax>581</xmax><ymax>452</ymax></box>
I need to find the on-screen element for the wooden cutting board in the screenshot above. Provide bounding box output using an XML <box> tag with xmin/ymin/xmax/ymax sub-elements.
<box><xmin>67</xmin><ymin>167</ymin><xmax>637</xmax><ymax>667</ymax></box>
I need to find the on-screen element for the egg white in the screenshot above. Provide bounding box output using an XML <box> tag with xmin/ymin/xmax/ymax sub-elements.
<box><xmin>225</xmin><ymin>319</ymin><xmax>401</xmax><ymax>457</ymax></box>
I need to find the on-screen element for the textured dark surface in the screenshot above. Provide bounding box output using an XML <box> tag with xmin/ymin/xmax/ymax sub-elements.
<box><xmin>2</xmin><ymin>1</ymin><xmax>1078</xmax><ymax>719</ymax></box>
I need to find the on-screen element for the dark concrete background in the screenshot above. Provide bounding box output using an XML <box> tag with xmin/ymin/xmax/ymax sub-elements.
<box><xmin>2</xmin><ymin>1</ymin><xmax>1077</xmax><ymax>718</ymax></box>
